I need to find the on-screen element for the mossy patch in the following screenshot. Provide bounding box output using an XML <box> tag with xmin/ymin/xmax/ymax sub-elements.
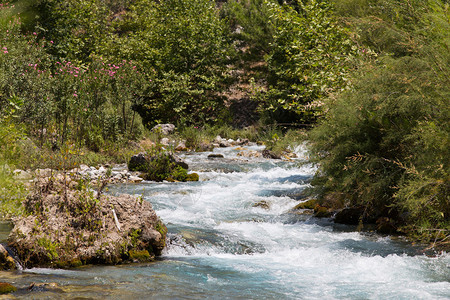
<box><xmin>128</xmin><ymin>250</ymin><xmax>151</xmax><ymax>262</ymax></box>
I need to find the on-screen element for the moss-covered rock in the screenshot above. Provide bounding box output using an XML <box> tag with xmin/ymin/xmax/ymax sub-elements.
<box><xmin>186</xmin><ymin>173</ymin><xmax>199</xmax><ymax>181</ymax></box>
<box><xmin>293</xmin><ymin>199</ymin><xmax>318</xmax><ymax>210</ymax></box>
<box><xmin>253</xmin><ymin>200</ymin><xmax>270</xmax><ymax>210</ymax></box>
<box><xmin>0</xmin><ymin>282</ymin><xmax>16</xmax><ymax>294</ymax></box>
<box><xmin>314</xmin><ymin>205</ymin><xmax>332</xmax><ymax>218</ymax></box>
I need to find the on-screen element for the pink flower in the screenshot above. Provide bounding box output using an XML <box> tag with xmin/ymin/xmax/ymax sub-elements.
<box><xmin>73</xmin><ymin>93</ymin><xmax>78</xmax><ymax>97</ymax></box>
<box><xmin>33</xmin><ymin>32</ymin><xmax>37</xmax><ymax>35</ymax></box>
<box><xmin>50</xmin><ymin>41</ymin><xmax>53</xmax><ymax>44</ymax></box>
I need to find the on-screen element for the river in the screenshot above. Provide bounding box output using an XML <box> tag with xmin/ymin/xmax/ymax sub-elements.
<box><xmin>1</xmin><ymin>145</ymin><xmax>449</xmax><ymax>299</ymax></box>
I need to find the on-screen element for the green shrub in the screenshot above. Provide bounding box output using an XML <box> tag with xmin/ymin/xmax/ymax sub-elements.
<box><xmin>309</xmin><ymin>0</ymin><xmax>449</xmax><ymax>240</ymax></box>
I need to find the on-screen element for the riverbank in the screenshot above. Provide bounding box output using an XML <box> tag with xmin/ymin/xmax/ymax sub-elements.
<box><xmin>2</xmin><ymin>138</ymin><xmax>448</xmax><ymax>274</ymax></box>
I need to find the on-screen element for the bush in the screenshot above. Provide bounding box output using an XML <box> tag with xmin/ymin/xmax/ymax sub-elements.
<box><xmin>309</xmin><ymin>0</ymin><xmax>449</xmax><ymax>240</ymax></box>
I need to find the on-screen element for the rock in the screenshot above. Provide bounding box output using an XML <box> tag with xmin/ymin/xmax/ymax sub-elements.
<box><xmin>208</xmin><ymin>154</ymin><xmax>224</xmax><ymax>159</ymax></box>
<box><xmin>28</xmin><ymin>282</ymin><xmax>61</xmax><ymax>292</ymax></box>
<box><xmin>139</xmin><ymin>138</ymin><xmax>156</xmax><ymax>150</ymax></box>
<box><xmin>129</xmin><ymin>176</ymin><xmax>144</xmax><ymax>183</ymax></box>
<box><xmin>314</xmin><ymin>205</ymin><xmax>332</xmax><ymax>218</ymax></box>
<box><xmin>13</xmin><ymin>169</ymin><xmax>33</xmax><ymax>181</ymax></box>
<box><xmin>34</xmin><ymin>168</ymin><xmax>53</xmax><ymax>178</ymax></box>
<box><xmin>152</xmin><ymin>124</ymin><xmax>175</xmax><ymax>135</ymax></box>
<box><xmin>175</xmin><ymin>141</ymin><xmax>188</xmax><ymax>151</ymax></box>
<box><xmin>283</xmin><ymin>151</ymin><xmax>298</xmax><ymax>159</ymax></box>
<box><xmin>8</xmin><ymin>176</ymin><xmax>167</xmax><ymax>268</ymax></box>
<box><xmin>237</xmin><ymin>138</ymin><xmax>250</xmax><ymax>146</ymax></box>
<box><xmin>237</xmin><ymin>150</ymin><xmax>262</xmax><ymax>158</ymax></box>
<box><xmin>334</xmin><ymin>207</ymin><xmax>364</xmax><ymax>225</ymax></box>
<box><xmin>214</xmin><ymin>135</ymin><xmax>222</xmax><ymax>143</ymax></box>
<box><xmin>169</xmin><ymin>153</ymin><xmax>189</xmax><ymax>170</ymax></box>
<box><xmin>186</xmin><ymin>173</ymin><xmax>199</xmax><ymax>181</ymax></box>
<box><xmin>0</xmin><ymin>244</ymin><xmax>16</xmax><ymax>270</ymax></box>
<box><xmin>262</xmin><ymin>150</ymin><xmax>281</xmax><ymax>159</ymax></box>
<box><xmin>219</xmin><ymin>141</ymin><xmax>231</xmax><ymax>148</ymax></box>
<box><xmin>160</xmin><ymin>137</ymin><xmax>170</xmax><ymax>146</ymax></box>
<box><xmin>252</xmin><ymin>200</ymin><xmax>270</xmax><ymax>210</ymax></box>
<box><xmin>0</xmin><ymin>282</ymin><xmax>16</xmax><ymax>294</ymax></box>
<box><xmin>128</xmin><ymin>153</ymin><xmax>148</xmax><ymax>172</ymax></box>
<box><xmin>293</xmin><ymin>199</ymin><xmax>317</xmax><ymax>210</ymax></box>
<box><xmin>197</xmin><ymin>142</ymin><xmax>214</xmax><ymax>152</ymax></box>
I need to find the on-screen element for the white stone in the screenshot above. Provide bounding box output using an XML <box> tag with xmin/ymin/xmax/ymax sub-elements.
<box><xmin>129</xmin><ymin>176</ymin><xmax>143</xmax><ymax>183</ymax></box>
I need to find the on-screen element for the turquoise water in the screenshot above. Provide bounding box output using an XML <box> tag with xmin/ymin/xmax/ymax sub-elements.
<box><xmin>1</xmin><ymin>145</ymin><xmax>449</xmax><ymax>299</ymax></box>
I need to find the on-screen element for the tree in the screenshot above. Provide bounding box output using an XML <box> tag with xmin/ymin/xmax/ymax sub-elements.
<box><xmin>105</xmin><ymin>0</ymin><xmax>234</xmax><ymax>126</ymax></box>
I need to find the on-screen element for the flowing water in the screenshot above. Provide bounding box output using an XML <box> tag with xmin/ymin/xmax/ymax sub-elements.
<box><xmin>1</xmin><ymin>145</ymin><xmax>449</xmax><ymax>299</ymax></box>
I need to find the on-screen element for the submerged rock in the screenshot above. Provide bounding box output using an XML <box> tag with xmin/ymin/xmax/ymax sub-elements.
<box><xmin>0</xmin><ymin>282</ymin><xmax>16</xmax><ymax>294</ymax></box>
<box><xmin>28</xmin><ymin>282</ymin><xmax>61</xmax><ymax>293</ymax></box>
<box><xmin>208</xmin><ymin>154</ymin><xmax>224</xmax><ymax>159</ymax></box>
<box><xmin>8</xmin><ymin>176</ymin><xmax>167</xmax><ymax>268</ymax></box>
<box><xmin>252</xmin><ymin>200</ymin><xmax>270</xmax><ymax>210</ymax></box>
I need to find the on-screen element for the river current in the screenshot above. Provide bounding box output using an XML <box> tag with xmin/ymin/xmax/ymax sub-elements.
<box><xmin>0</xmin><ymin>145</ymin><xmax>449</xmax><ymax>299</ymax></box>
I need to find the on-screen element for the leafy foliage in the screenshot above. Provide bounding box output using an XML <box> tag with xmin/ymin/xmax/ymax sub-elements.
<box><xmin>262</xmin><ymin>0</ymin><xmax>356</xmax><ymax>124</ymax></box>
<box><xmin>105</xmin><ymin>0</ymin><xmax>234</xmax><ymax>126</ymax></box>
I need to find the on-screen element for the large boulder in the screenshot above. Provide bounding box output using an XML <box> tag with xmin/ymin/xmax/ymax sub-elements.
<box><xmin>152</xmin><ymin>124</ymin><xmax>175</xmax><ymax>135</ymax></box>
<box><xmin>8</xmin><ymin>176</ymin><xmax>167</xmax><ymax>268</ymax></box>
